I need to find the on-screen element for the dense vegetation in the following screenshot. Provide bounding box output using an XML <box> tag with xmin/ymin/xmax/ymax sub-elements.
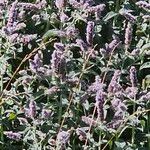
<box><xmin>0</xmin><ymin>0</ymin><xmax>150</xmax><ymax>149</ymax></box>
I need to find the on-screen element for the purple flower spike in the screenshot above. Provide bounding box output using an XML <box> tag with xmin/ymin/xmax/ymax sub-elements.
<box><xmin>66</xmin><ymin>26</ymin><xmax>79</xmax><ymax>39</ymax></box>
<box><xmin>51</xmin><ymin>49</ymin><xmax>66</xmax><ymax>75</ymax></box>
<box><xmin>125</xmin><ymin>22</ymin><xmax>133</xmax><ymax>50</ymax></box>
<box><xmin>108</xmin><ymin>70</ymin><xmax>122</xmax><ymax>95</ymax></box>
<box><xmin>105</xmin><ymin>38</ymin><xmax>120</xmax><ymax>53</ymax></box>
<box><xmin>29</xmin><ymin>52</ymin><xmax>43</xmax><ymax>73</ymax></box>
<box><xmin>4</xmin><ymin>131</ymin><xmax>21</xmax><ymax>141</ymax></box>
<box><xmin>130</xmin><ymin>66</ymin><xmax>137</xmax><ymax>87</ymax></box>
<box><xmin>86</xmin><ymin>21</ymin><xmax>95</xmax><ymax>46</ymax></box>
<box><xmin>7</xmin><ymin>0</ymin><xmax>18</xmax><ymax>28</ymax></box>
<box><xmin>25</xmin><ymin>100</ymin><xmax>37</xmax><ymax>118</ymax></box>
<box><xmin>95</xmin><ymin>90</ymin><xmax>105</xmax><ymax>120</ymax></box>
<box><xmin>54</xmin><ymin>42</ymin><xmax>65</xmax><ymax>51</ymax></box>
<box><xmin>82</xmin><ymin>116</ymin><xmax>97</xmax><ymax>126</ymax></box>
<box><xmin>76</xmin><ymin>39</ymin><xmax>88</xmax><ymax>52</ymax></box>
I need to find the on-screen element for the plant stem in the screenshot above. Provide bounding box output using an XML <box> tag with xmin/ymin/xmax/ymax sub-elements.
<box><xmin>98</xmin><ymin>130</ymin><xmax>102</xmax><ymax>150</ymax></box>
<box><xmin>0</xmin><ymin>76</ymin><xmax>4</xmax><ymax>149</ymax></box>
<box><xmin>58</xmin><ymin>81</ymin><xmax>63</xmax><ymax>124</ymax></box>
<box><xmin>131</xmin><ymin>97</ymin><xmax>136</xmax><ymax>146</ymax></box>
<box><xmin>147</xmin><ymin>103</ymin><xmax>150</xmax><ymax>149</ymax></box>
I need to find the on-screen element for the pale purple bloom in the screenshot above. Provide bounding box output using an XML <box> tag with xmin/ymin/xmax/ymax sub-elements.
<box><xmin>18</xmin><ymin>10</ymin><xmax>26</xmax><ymax>20</ymax></box>
<box><xmin>88</xmin><ymin>76</ymin><xmax>104</xmax><ymax>93</ymax></box>
<box><xmin>55</xmin><ymin>0</ymin><xmax>66</xmax><ymax>9</ymax></box>
<box><xmin>42</xmin><ymin>109</ymin><xmax>53</xmax><ymax>118</ymax></box>
<box><xmin>66</xmin><ymin>26</ymin><xmax>79</xmax><ymax>39</ymax></box>
<box><xmin>4</xmin><ymin>131</ymin><xmax>21</xmax><ymax>141</ymax></box>
<box><xmin>125</xmin><ymin>87</ymin><xmax>138</xmax><ymax>99</ymax></box>
<box><xmin>29</xmin><ymin>52</ymin><xmax>43</xmax><ymax>73</ymax></box>
<box><xmin>86</xmin><ymin>21</ymin><xmax>95</xmax><ymax>46</ymax></box>
<box><xmin>82</xmin><ymin>116</ymin><xmax>97</xmax><ymax>126</ymax></box>
<box><xmin>45</xmin><ymin>86</ymin><xmax>59</xmax><ymax>95</ymax></box>
<box><xmin>25</xmin><ymin>100</ymin><xmax>37</xmax><ymax>118</ymax></box>
<box><xmin>87</xmin><ymin>4</ymin><xmax>105</xmax><ymax>13</ymax></box>
<box><xmin>112</xmin><ymin>97</ymin><xmax>127</xmax><ymax>112</ymax></box>
<box><xmin>8</xmin><ymin>33</ymin><xmax>19</xmax><ymax>43</ymax></box>
<box><xmin>18</xmin><ymin>0</ymin><xmax>47</xmax><ymax>11</ymax></box>
<box><xmin>60</xmin><ymin>12</ymin><xmax>69</xmax><ymax>22</ymax></box>
<box><xmin>125</xmin><ymin>22</ymin><xmax>133</xmax><ymax>50</ymax></box>
<box><xmin>50</xmin><ymin>48</ymin><xmax>66</xmax><ymax>77</ymax></box>
<box><xmin>136</xmin><ymin>1</ymin><xmax>150</xmax><ymax>10</ymax></box>
<box><xmin>130</xmin><ymin>66</ymin><xmax>137</xmax><ymax>87</ymax></box>
<box><xmin>76</xmin><ymin>39</ymin><xmax>88</xmax><ymax>52</ymax></box>
<box><xmin>57</xmin><ymin>131</ymin><xmax>70</xmax><ymax>145</ymax></box>
<box><xmin>95</xmin><ymin>90</ymin><xmax>105</xmax><ymax>120</ymax></box>
<box><xmin>7</xmin><ymin>1</ymin><xmax>18</xmax><ymax>28</ymax></box>
<box><xmin>69</xmin><ymin>0</ymin><xmax>81</xmax><ymax>8</ymax></box>
<box><xmin>20</xmin><ymin>34</ymin><xmax>37</xmax><ymax>44</ymax></box>
<box><xmin>18</xmin><ymin>2</ymin><xmax>38</xmax><ymax>10</ymax></box>
<box><xmin>80</xmin><ymin>0</ymin><xmax>95</xmax><ymax>6</ymax></box>
<box><xmin>89</xmin><ymin>4</ymin><xmax>106</xmax><ymax>20</ymax></box>
<box><xmin>106</xmin><ymin>116</ymin><xmax>123</xmax><ymax>129</ymax></box>
<box><xmin>54</xmin><ymin>42</ymin><xmax>65</xmax><ymax>51</ymax></box>
<box><xmin>108</xmin><ymin>70</ymin><xmax>122</xmax><ymax>94</ymax></box>
<box><xmin>36</xmin><ymin>0</ymin><xmax>47</xmax><ymax>9</ymax></box>
<box><xmin>105</xmin><ymin>38</ymin><xmax>120</xmax><ymax>53</ymax></box>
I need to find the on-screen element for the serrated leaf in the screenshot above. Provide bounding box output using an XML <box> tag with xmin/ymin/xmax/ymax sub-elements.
<box><xmin>140</xmin><ymin>62</ymin><xmax>150</xmax><ymax>70</ymax></box>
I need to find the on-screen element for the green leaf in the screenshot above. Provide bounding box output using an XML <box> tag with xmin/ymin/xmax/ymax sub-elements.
<box><xmin>42</xmin><ymin>29</ymin><xmax>65</xmax><ymax>41</ymax></box>
<box><xmin>140</xmin><ymin>62</ymin><xmax>150</xmax><ymax>70</ymax></box>
<box><xmin>103</xmin><ymin>11</ymin><xmax>118</xmax><ymax>22</ymax></box>
<box><xmin>8</xmin><ymin>112</ymin><xmax>16</xmax><ymax>120</ymax></box>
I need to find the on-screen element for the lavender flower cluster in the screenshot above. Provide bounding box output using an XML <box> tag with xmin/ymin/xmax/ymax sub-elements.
<box><xmin>0</xmin><ymin>0</ymin><xmax>150</xmax><ymax>149</ymax></box>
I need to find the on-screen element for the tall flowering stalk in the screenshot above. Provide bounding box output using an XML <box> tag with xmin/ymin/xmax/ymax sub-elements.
<box><xmin>129</xmin><ymin>66</ymin><xmax>138</xmax><ymax>145</ymax></box>
<box><xmin>88</xmin><ymin>76</ymin><xmax>105</xmax><ymax>120</ymax></box>
<box><xmin>50</xmin><ymin>47</ymin><xmax>66</xmax><ymax>77</ymax></box>
<box><xmin>125</xmin><ymin>22</ymin><xmax>133</xmax><ymax>51</ymax></box>
<box><xmin>25</xmin><ymin>100</ymin><xmax>37</xmax><ymax>119</ymax></box>
<box><xmin>86</xmin><ymin>21</ymin><xmax>95</xmax><ymax>46</ymax></box>
<box><xmin>6</xmin><ymin>0</ymin><xmax>18</xmax><ymax>34</ymax></box>
<box><xmin>108</xmin><ymin>70</ymin><xmax>122</xmax><ymax>95</ymax></box>
<box><xmin>130</xmin><ymin>66</ymin><xmax>137</xmax><ymax>87</ymax></box>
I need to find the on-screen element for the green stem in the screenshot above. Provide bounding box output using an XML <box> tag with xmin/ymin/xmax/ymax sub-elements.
<box><xmin>147</xmin><ymin>103</ymin><xmax>150</xmax><ymax>149</ymax></box>
<box><xmin>58</xmin><ymin>78</ymin><xmax>63</xmax><ymax>124</ymax></box>
<box><xmin>0</xmin><ymin>76</ymin><xmax>4</xmax><ymax>149</ymax></box>
<box><xmin>131</xmin><ymin>96</ymin><xmax>136</xmax><ymax>147</ymax></box>
<box><xmin>98</xmin><ymin>130</ymin><xmax>102</xmax><ymax>150</ymax></box>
